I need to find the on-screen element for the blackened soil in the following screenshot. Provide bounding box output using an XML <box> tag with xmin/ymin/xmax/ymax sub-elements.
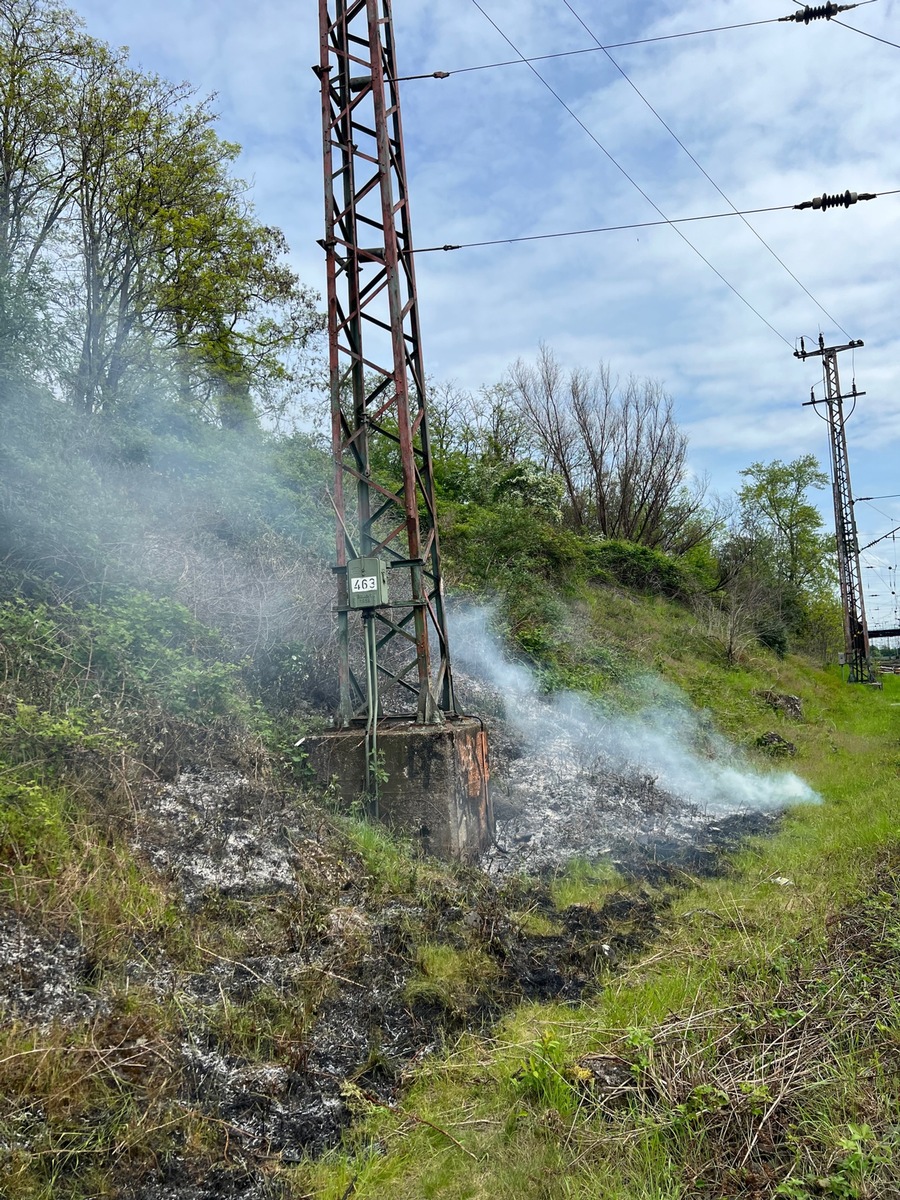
<box><xmin>124</xmin><ymin>1163</ymin><xmax>285</xmax><ymax>1200</ymax></box>
<box><xmin>611</xmin><ymin>810</ymin><xmax>782</xmax><ymax>884</ymax></box>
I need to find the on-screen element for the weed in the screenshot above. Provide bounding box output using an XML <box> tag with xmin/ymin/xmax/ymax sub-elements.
<box><xmin>511</xmin><ymin>1030</ymin><xmax>580</xmax><ymax>1116</ymax></box>
<box><xmin>775</xmin><ymin>1124</ymin><xmax>891</xmax><ymax>1198</ymax></box>
<box><xmin>0</xmin><ymin>776</ymin><xmax>67</xmax><ymax>861</ymax></box>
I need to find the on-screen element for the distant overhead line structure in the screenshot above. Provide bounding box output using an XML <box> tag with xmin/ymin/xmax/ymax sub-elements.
<box><xmin>317</xmin><ymin>0</ymin><xmax>454</xmax><ymax>725</ymax></box>
<box><xmin>797</xmin><ymin>335</ymin><xmax>876</xmax><ymax>683</ymax></box>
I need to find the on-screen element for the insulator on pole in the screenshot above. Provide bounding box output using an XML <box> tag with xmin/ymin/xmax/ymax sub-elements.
<box><xmin>794</xmin><ymin>190</ymin><xmax>877</xmax><ymax>212</ymax></box>
<box><xmin>779</xmin><ymin>3</ymin><xmax>858</xmax><ymax>23</ymax></box>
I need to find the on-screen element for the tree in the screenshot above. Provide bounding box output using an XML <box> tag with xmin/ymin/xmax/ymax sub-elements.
<box><xmin>508</xmin><ymin>345</ymin><xmax>713</xmax><ymax>552</ymax></box>
<box><xmin>737</xmin><ymin>456</ymin><xmax>832</xmax><ymax>595</ymax></box>
<box><xmin>0</xmin><ymin>0</ymin><xmax>321</xmax><ymax>419</ymax></box>
<box><xmin>715</xmin><ymin>455</ymin><xmax>837</xmax><ymax>646</ymax></box>
<box><xmin>62</xmin><ymin>56</ymin><xmax>321</xmax><ymax>417</ymax></box>
<box><xmin>0</xmin><ymin>0</ymin><xmax>94</xmax><ymax>376</ymax></box>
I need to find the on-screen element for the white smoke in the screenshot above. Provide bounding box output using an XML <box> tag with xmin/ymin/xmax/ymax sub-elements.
<box><xmin>451</xmin><ymin>605</ymin><xmax>820</xmax><ymax>817</ymax></box>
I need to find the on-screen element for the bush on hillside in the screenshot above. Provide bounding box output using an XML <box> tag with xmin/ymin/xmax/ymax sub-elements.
<box><xmin>587</xmin><ymin>539</ymin><xmax>688</xmax><ymax>597</ymax></box>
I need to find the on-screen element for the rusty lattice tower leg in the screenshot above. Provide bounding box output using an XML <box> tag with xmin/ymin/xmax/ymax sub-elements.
<box><xmin>318</xmin><ymin>0</ymin><xmax>455</xmax><ymax>725</ymax></box>
<box><xmin>797</xmin><ymin>335</ymin><xmax>875</xmax><ymax>684</ymax></box>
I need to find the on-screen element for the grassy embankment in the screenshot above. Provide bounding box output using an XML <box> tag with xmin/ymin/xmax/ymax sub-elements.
<box><xmin>1</xmin><ymin>563</ymin><xmax>897</xmax><ymax>1198</ymax></box>
<box><xmin>295</xmin><ymin>587</ymin><xmax>900</xmax><ymax>1199</ymax></box>
<box><xmin>2</xmin><ymin>391</ymin><xmax>898</xmax><ymax>1197</ymax></box>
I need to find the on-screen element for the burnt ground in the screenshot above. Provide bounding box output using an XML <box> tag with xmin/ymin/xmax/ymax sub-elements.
<box><xmin>0</xmin><ymin>659</ymin><xmax>813</xmax><ymax>1195</ymax></box>
<box><xmin>0</xmin><ymin>761</ymin><xmax>786</xmax><ymax>1199</ymax></box>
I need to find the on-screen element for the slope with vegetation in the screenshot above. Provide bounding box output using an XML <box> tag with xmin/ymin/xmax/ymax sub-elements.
<box><xmin>2</xmin><ymin>3</ymin><xmax>898</xmax><ymax>1198</ymax></box>
<box><xmin>3</xmin><ymin>366</ymin><xmax>898</xmax><ymax>1198</ymax></box>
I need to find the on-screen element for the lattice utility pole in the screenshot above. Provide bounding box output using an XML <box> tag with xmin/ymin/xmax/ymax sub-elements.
<box><xmin>796</xmin><ymin>335</ymin><xmax>876</xmax><ymax>683</ymax></box>
<box><xmin>317</xmin><ymin>0</ymin><xmax>454</xmax><ymax>726</ymax></box>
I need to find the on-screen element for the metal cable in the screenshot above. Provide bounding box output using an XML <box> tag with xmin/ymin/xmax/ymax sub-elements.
<box><xmin>466</xmin><ymin>0</ymin><xmax>848</xmax><ymax>347</ymax></box>
<box><xmin>391</xmin><ymin>17</ymin><xmax>786</xmax><ymax>81</ymax></box>
<box><xmin>470</xmin><ymin>0</ymin><xmax>795</xmax><ymax>346</ymax></box>
<box><xmin>832</xmin><ymin>18</ymin><xmax>900</xmax><ymax>49</ymax></box>
<box><xmin>560</xmin><ymin>0</ymin><xmax>852</xmax><ymax>338</ymax></box>
<box><xmin>413</xmin><ymin>192</ymin><xmax>900</xmax><ymax>253</ymax></box>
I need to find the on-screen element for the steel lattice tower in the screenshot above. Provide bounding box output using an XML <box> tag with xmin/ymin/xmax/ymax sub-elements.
<box><xmin>317</xmin><ymin>0</ymin><xmax>455</xmax><ymax>725</ymax></box>
<box><xmin>797</xmin><ymin>335</ymin><xmax>875</xmax><ymax>683</ymax></box>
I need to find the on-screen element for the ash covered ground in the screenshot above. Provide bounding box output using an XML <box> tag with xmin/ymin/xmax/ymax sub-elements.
<box><xmin>448</xmin><ymin>606</ymin><xmax>817</xmax><ymax>879</ymax></box>
<box><xmin>0</xmin><ymin>629</ymin><xmax>821</xmax><ymax>1192</ymax></box>
<box><xmin>465</xmin><ymin>670</ymin><xmax>782</xmax><ymax>880</ymax></box>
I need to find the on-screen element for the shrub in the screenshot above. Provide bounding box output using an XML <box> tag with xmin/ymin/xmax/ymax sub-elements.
<box><xmin>587</xmin><ymin>539</ymin><xmax>687</xmax><ymax>597</ymax></box>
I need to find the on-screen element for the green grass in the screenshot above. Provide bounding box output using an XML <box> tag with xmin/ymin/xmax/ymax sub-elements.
<box><xmin>294</xmin><ymin>671</ymin><xmax>900</xmax><ymax>1199</ymax></box>
<box><xmin>404</xmin><ymin>943</ymin><xmax>501</xmax><ymax>1014</ymax></box>
<box><xmin>548</xmin><ymin>857</ymin><xmax>621</xmax><ymax>910</ymax></box>
<box><xmin>2</xmin><ymin>529</ymin><xmax>899</xmax><ymax>1199</ymax></box>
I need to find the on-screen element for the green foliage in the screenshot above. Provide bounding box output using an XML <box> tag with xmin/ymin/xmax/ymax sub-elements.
<box><xmin>81</xmin><ymin>592</ymin><xmax>244</xmax><ymax>722</ymax></box>
<box><xmin>729</xmin><ymin>455</ymin><xmax>835</xmax><ymax>641</ymax></box>
<box><xmin>443</xmin><ymin>501</ymin><xmax>588</xmax><ymax>592</ymax></box>
<box><xmin>0</xmin><ymin>702</ymin><xmax>122</xmax><ymax>776</ymax></box>
<box><xmin>0</xmin><ymin>777</ymin><xmax>66</xmax><ymax>861</ymax></box>
<box><xmin>511</xmin><ymin>1031</ymin><xmax>579</xmax><ymax>1116</ymax></box>
<box><xmin>0</xmin><ymin>590</ymin><xmax>250</xmax><ymax>729</ymax></box>
<box><xmin>775</xmin><ymin>1125</ymin><xmax>891</xmax><ymax>1198</ymax></box>
<box><xmin>588</xmin><ymin>538</ymin><xmax>688</xmax><ymax>597</ymax></box>
<box><xmin>0</xmin><ymin>0</ymin><xmax>322</xmax><ymax>416</ymax></box>
<box><xmin>738</xmin><ymin>455</ymin><xmax>831</xmax><ymax>591</ymax></box>
<box><xmin>489</xmin><ymin>460</ymin><xmax>564</xmax><ymax>519</ymax></box>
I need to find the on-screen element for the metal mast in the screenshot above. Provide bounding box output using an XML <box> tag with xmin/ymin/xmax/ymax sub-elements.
<box><xmin>797</xmin><ymin>335</ymin><xmax>875</xmax><ymax>683</ymax></box>
<box><xmin>317</xmin><ymin>0</ymin><xmax>455</xmax><ymax>725</ymax></box>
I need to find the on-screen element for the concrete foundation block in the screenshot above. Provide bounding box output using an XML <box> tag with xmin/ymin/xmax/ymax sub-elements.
<box><xmin>304</xmin><ymin>717</ymin><xmax>493</xmax><ymax>861</ymax></box>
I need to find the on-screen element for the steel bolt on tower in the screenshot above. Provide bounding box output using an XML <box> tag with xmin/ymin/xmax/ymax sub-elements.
<box><xmin>796</xmin><ymin>335</ymin><xmax>876</xmax><ymax>683</ymax></box>
<box><xmin>317</xmin><ymin>0</ymin><xmax>455</xmax><ymax>726</ymax></box>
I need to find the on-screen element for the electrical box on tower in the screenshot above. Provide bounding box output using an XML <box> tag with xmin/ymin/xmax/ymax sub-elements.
<box><xmin>347</xmin><ymin>557</ymin><xmax>389</xmax><ymax>609</ymax></box>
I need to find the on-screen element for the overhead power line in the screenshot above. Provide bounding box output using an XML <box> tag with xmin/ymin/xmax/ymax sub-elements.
<box><xmin>465</xmin><ymin>2</ymin><xmax>897</xmax><ymax>348</ymax></box>
<box><xmin>468</xmin><ymin>0</ymin><xmax>794</xmax><ymax>347</ymax></box>
<box><xmin>412</xmin><ymin>191</ymin><xmax>898</xmax><ymax>253</ymax></box>
<box><xmin>861</xmin><ymin>526</ymin><xmax>900</xmax><ymax>552</ymax></box>
<box><xmin>390</xmin><ymin>19</ymin><xmax>783</xmax><ymax>81</ymax></box>
<box><xmin>832</xmin><ymin>18</ymin><xmax>900</xmax><ymax>49</ymax></box>
<box><xmin>391</xmin><ymin>1</ymin><xmax>879</xmax><ymax>82</ymax></box>
<box><xmin>559</xmin><ymin>0</ymin><xmax>853</xmax><ymax>337</ymax></box>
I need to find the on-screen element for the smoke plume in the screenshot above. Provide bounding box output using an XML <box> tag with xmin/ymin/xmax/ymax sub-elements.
<box><xmin>449</xmin><ymin>605</ymin><xmax>819</xmax><ymax>872</ymax></box>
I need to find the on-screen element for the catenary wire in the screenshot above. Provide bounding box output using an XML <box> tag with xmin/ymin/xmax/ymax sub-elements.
<box><xmin>412</xmin><ymin>197</ymin><xmax>900</xmax><ymax>251</ymax></box>
<box><xmin>832</xmin><ymin>19</ymin><xmax>900</xmax><ymax>50</ymax></box>
<box><xmin>392</xmin><ymin>17</ymin><xmax>788</xmax><ymax>80</ymax></box>
<box><xmin>392</xmin><ymin>3</ymin><xmax>880</xmax><ymax>81</ymax></box>
<box><xmin>858</xmin><ymin>498</ymin><xmax>898</xmax><ymax>522</ymax></box>
<box><xmin>559</xmin><ymin>0</ymin><xmax>852</xmax><ymax>338</ymax></box>
<box><xmin>468</xmin><ymin>0</ymin><xmax>794</xmax><ymax>348</ymax></box>
<box><xmin>414</xmin><ymin>203</ymin><xmax>810</xmax><ymax>250</ymax></box>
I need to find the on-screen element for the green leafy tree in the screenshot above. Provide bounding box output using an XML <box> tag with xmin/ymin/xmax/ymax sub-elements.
<box><xmin>722</xmin><ymin>455</ymin><xmax>835</xmax><ymax>645</ymax></box>
<box><xmin>0</xmin><ymin>0</ymin><xmax>321</xmax><ymax>419</ymax></box>
<box><xmin>62</xmin><ymin>56</ymin><xmax>321</xmax><ymax>418</ymax></box>
<box><xmin>0</xmin><ymin>0</ymin><xmax>95</xmax><ymax>375</ymax></box>
<box><xmin>737</xmin><ymin>455</ymin><xmax>832</xmax><ymax>595</ymax></box>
